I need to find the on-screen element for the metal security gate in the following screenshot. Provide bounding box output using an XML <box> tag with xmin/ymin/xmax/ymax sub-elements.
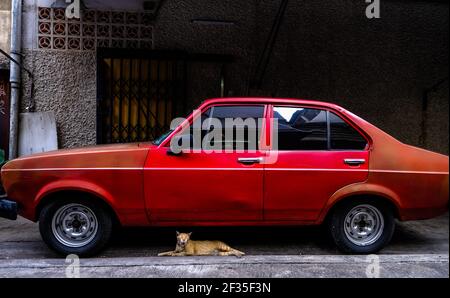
<box><xmin>97</xmin><ymin>49</ymin><xmax>187</xmax><ymax>144</ymax></box>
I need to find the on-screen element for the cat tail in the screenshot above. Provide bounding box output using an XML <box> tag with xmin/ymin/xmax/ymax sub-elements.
<box><xmin>158</xmin><ymin>251</ymin><xmax>174</xmax><ymax>256</ymax></box>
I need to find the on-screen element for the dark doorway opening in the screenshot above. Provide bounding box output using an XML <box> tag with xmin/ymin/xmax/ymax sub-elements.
<box><xmin>97</xmin><ymin>49</ymin><xmax>188</xmax><ymax>144</ymax></box>
<box><xmin>97</xmin><ymin>49</ymin><xmax>232</xmax><ymax>144</ymax></box>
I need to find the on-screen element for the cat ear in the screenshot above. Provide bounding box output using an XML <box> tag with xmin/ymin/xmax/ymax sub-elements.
<box><xmin>176</xmin><ymin>231</ymin><xmax>180</xmax><ymax>236</ymax></box>
<box><xmin>188</xmin><ymin>232</ymin><xmax>192</xmax><ymax>237</ymax></box>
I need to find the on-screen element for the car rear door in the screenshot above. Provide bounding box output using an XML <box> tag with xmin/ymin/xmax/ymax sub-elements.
<box><xmin>264</xmin><ymin>105</ymin><xmax>370</xmax><ymax>221</ymax></box>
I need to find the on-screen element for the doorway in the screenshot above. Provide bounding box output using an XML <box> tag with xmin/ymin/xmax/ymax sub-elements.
<box><xmin>96</xmin><ymin>49</ymin><xmax>233</xmax><ymax>144</ymax></box>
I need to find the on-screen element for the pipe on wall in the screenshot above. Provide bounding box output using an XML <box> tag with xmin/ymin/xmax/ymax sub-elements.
<box><xmin>8</xmin><ymin>0</ymin><xmax>22</xmax><ymax>159</ymax></box>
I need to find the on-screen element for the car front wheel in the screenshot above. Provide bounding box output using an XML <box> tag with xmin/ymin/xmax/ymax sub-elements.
<box><xmin>39</xmin><ymin>198</ymin><xmax>113</xmax><ymax>257</ymax></box>
<box><xmin>329</xmin><ymin>200</ymin><xmax>395</xmax><ymax>254</ymax></box>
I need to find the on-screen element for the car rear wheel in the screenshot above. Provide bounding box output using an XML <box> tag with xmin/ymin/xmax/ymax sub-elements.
<box><xmin>39</xmin><ymin>197</ymin><xmax>113</xmax><ymax>257</ymax></box>
<box><xmin>329</xmin><ymin>200</ymin><xmax>395</xmax><ymax>254</ymax></box>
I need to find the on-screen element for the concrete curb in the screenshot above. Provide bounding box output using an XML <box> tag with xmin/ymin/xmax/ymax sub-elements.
<box><xmin>1</xmin><ymin>254</ymin><xmax>448</xmax><ymax>278</ymax></box>
<box><xmin>1</xmin><ymin>254</ymin><xmax>448</xmax><ymax>267</ymax></box>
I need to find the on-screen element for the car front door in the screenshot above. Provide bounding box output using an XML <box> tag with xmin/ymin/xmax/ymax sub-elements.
<box><xmin>264</xmin><ymin>105</ymin><xmax>370</xmax><ymax>221</ymax></box>
<box><xmin>144</xmin><ymin>104</ymin><xmax>267</xmax><ymax>222</ymax></box>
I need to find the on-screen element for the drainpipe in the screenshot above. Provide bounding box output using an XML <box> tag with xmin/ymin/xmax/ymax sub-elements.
<box><xmin>9</xmin><ymin>0</ymin><xmax>22</xmax><ymax>159</ymax></box>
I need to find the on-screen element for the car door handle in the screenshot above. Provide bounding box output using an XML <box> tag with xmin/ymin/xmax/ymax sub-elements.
<box><xmin>237</xmin><ymin>157</ymin><xmax>263</xmax><ymax>165</ymax></box>
<box><xmin>344</xmin><ymin>159</ymin><xmax>366</xmax><ymax>166</ymax></box>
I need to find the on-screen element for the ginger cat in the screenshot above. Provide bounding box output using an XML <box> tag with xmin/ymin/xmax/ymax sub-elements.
<box><xmin>158</xmin><ymin>232</ymin><xmax>245</xmax><ymax>257</ymax></box>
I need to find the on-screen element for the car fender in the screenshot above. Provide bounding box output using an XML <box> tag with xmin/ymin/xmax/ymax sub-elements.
<box><xmin>317</xmin><ymin>182</ymin><xmax>402</xmax><ymax>223</ymax></box>
<box><xmin>34</xmin><ymin>179</ymin><xmax>116</xmax><ymax>218</ymax></box>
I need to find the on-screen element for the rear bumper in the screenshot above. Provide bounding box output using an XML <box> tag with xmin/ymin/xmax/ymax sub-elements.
<box><xmin>0</xmin><ymin>195</ymin><xmax>18</xmax><ymax>220</ymax></box>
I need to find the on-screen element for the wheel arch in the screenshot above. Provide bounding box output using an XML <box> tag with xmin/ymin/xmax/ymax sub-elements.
<box><xmin>318</xmin><ymin>184</ymin><xmax>402</xmax><ymax>224</ymax></box>
<box><xmin>34</xmin><ymin>185</ymin><xmax>121</xmax><ymax>226</ymax></box>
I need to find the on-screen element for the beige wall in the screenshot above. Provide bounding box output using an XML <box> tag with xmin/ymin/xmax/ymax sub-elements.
<box><xmin>0</xmin><ymin>0</ymin><xmax>11</xmax><ymax>68</ymax></box>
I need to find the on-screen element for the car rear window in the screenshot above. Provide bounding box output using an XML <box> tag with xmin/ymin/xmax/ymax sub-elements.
<box><xmin>329</xmin><ymin>112</ymin><xmax>367</xmax><ymax>150</ymax></box>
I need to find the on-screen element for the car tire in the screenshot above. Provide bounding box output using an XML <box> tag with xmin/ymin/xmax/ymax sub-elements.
<box><xmin>329</xmin><ymin>199</ymin><xmax>395</xmax><ymax>254</ymax></box>
<box><xmin>39</xmin><ymin>197</ymin><xmax>113</xmax><ymax>257</ymax></box>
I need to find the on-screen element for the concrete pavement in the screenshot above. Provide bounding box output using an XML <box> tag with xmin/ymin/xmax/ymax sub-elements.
<box><xmin>0</xmin><ymin>212</ymin><xmax>448</xmax><ymax>277</ymax></box>
<box><xmin>0</xmin><ymin>254</ymin><xmax>447</xmax><ymax>278</ymax></box>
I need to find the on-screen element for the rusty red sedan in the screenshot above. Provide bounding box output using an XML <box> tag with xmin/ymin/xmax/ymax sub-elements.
<box><xmin>1</xmin><ymin>98</ymin><xmax>448</xmax><ymax>256</ymax></box>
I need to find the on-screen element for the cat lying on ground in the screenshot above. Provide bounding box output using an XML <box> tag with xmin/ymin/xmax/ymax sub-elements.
<box><xmin>158</xmin><ymin>231</ymin><xmax>245</xmax><ymax>257</ymax></box>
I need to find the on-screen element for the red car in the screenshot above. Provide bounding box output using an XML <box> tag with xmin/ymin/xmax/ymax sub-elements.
<box><xmin>0</xmin><ymin>98</ymin><xmax>448</xmax><ymax>256</ymax></box>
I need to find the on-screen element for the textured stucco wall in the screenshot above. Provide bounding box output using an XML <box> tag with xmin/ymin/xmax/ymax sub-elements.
<box><xmin>425</xmin><ymin>80</ymin><xmax>449</xmax><ymax>154</ymax></box>
<box><xmin>0</xmin><ymin>0</ymin><xmax>11</xmax><ymax>69</ymax></box>
<box><xmin>254</xmin><ymin>0</ymin><xmax>449</xmax><ymax>154</ymax></box>
<box><xmin>20</xmin><ymin>0</ymin><xmax>449</xmax><ymax>154</ymax></box>
<box><xmin>153</xmin><ymin>0</ymin><xmax>449</xmax><ymax>154</ymax></box>
<box><xmin>21</xmin><ymin>50</ymin><xmax>97</xmax><ymax>148</ymax></box>
<box><xmin>154</xmin><ymin>0</ymin><xmax>257</xmax><ymax>99</ymax></box>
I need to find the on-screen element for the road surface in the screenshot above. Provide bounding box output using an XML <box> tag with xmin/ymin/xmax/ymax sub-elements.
<box><xmin>0</xmin><ymin>212</ymin><xmax>448</xmax><ymax>277</ymax></box>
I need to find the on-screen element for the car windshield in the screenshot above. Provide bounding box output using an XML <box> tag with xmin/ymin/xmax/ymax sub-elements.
<box><xmin>152</xmin><ymin>129</ymin><xmax>174</xmax><ymax>145</ymax></box>
<box><xmin>152</xmin><ymin>110</ymin><xmax>194</xmax><ymax>145</ymax></box>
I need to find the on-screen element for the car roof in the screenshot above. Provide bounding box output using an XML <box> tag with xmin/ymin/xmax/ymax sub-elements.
<box><xmin>201</xmin><ymin>97</ymin><xmax>346</xmax><ymax>112</ymax></box>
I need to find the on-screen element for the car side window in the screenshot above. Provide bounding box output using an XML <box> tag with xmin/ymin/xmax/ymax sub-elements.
<box><xmin>273</xmin><ymin>107</ymin><xmax>328</xmax><ymax>150</ymax></box>
<box><xmin>180</xmin><ymin>105</ymin><xmax>265</xmax><ymax>151</ymax></box>
<box><xmin>204</xmin><ymin>105</ymin><xmax>265</xmax><ymax>151</ymax></box>
<box><xmin>329</xmin><ymin>112</ymin><xmax>367</xmax><ymax>150</ymax></box>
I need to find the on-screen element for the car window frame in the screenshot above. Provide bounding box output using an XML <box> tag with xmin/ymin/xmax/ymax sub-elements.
<box><xmin>159</xmin><ymin>103</ymin><xmax>270</xmax><ymax>152</ymax></box>
<box><xmin>268</xmin><ymin>104</ymin><xmax>371</xmax><ymax>152</ymax></box>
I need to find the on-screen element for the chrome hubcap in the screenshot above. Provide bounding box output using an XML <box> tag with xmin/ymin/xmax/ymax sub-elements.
<box><xmin>344</xmin><ymin>204</ymin><xmax>384</xmax><ymax>246</ymax></box>
<box><xmin>51</xmin><ymin>204</ymin><xmax>98</xmax><ymax>248</ymax></box>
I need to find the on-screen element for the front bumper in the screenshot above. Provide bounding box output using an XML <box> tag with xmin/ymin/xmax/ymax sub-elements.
<box><xmin>0</xmin><ymin>195</ymin><xmax>17</xmax><ymax>220</ymax></box>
